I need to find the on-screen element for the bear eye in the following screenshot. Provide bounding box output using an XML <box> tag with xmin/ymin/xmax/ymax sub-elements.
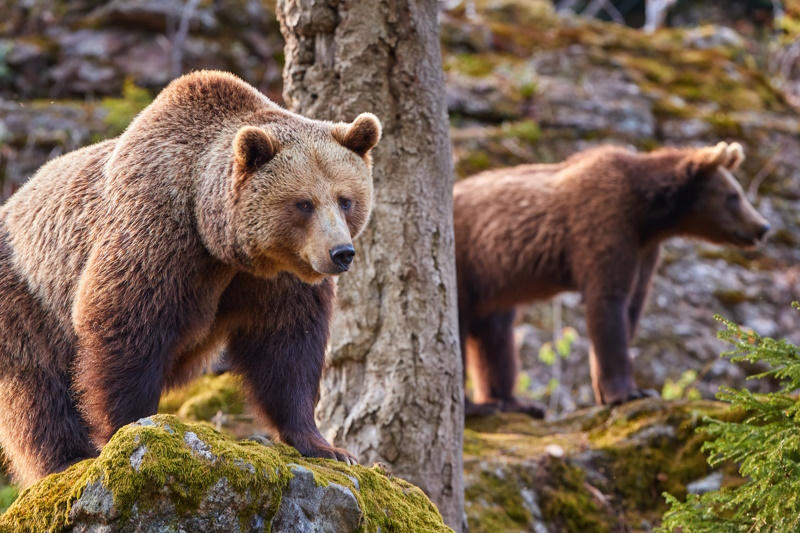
<box><xmin>726</xmin><ymin>192</ymin><xmax>740</xmax><ymax>206</ymax></box>
<box><xmin>339</xmin><ymin>198</ymin><xmax>352</xmax><ymax>211</ymax></box>
<box><xmin>296</xmin><ymin>201</ymin><xmax>313</xmax><ymax>213</ymax></box>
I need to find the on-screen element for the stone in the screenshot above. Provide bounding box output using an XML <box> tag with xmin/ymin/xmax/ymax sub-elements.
<box><xmin>0</xmin><ymin>415</ymin><xmax>450</xmax><ymax>532</ymax></box>
<box><xmin>686</xmin><ymin>471</ymin><xmax>724</xmax><ymax>495</ymax></box>
<box><xmin>272</xmin><ymin>464</ymin><xmax>362</xmax><ymax>533</ymax></box>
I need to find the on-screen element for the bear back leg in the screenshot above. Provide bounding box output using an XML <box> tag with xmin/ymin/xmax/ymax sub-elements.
<box><xmin>466</xmin><ymin>310</ymin><xmax>518</xmax><ymax>404</ymax></box>
<box><xmin>0</xmin><ymin>223</ymin><xmax>96</xmax><ymax>486</ymax></box>
<box><xmin>0</xmin><ymin>368</ymin><xmax>98</xmax><ymax>487</ymax></box>
<box><xmin>466</xmin><ymin>310</ymin><xmax>546</xmax><ymax>419</ymax></box>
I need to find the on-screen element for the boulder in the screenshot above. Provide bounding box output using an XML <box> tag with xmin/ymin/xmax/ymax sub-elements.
<box><xmin>0</xmin><ymin>415</ymin><xmax>451</xmax><ymax>533</ymax></box>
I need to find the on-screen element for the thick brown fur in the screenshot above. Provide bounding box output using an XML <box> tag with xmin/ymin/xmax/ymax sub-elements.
<box><xmin>0</xmin><ymin>70</ymin><xmax>381</xmax><ymax>486</ymax></box>
<box><xmin>454</xmin><ymin>142</ymin><xmax>769</xmax><ymax>416</ymax></box>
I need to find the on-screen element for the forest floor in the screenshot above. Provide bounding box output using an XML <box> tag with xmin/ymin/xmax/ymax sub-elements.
<box><xmin>152</xmin><ymin>373</ymin><xmax>743</xmax><ymax>533</ymax></box>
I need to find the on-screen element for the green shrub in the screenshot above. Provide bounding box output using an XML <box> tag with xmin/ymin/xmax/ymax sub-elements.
<box><xmin>660</xmin><ymin>303</ymin><xmax>800</xmax><ymax>532</ymax></box>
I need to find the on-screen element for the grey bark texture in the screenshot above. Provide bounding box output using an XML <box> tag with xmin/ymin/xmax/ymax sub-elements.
<box><xmin>277</xmin><ymin>0</ymin><xmax>464</xmax><ymax>529</ymax></box>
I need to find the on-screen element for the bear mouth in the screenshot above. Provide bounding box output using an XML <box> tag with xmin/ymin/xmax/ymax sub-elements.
<box><xmin>730</xmin><ymin>231</ymin><xmax>760</xmax><ymax>247</ymax></box>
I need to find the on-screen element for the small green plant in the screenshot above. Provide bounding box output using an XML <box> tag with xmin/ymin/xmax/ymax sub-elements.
<box><xmin>661</xmin><ymin>369</ymin><xmax>702</xmax><ymax>401</ymax></box>
<box><xmin>538</xmin><ymin>326</ymin><xmax>578</xmax><ymax>367</ymax></box>
<box><xmin>660</xmin><ymin>302</ymin><xmax>800</xmax><ymax>532</ymax></box>
<box><xmin>536</xmin><ymin>326</ymin><xmax>578</xmax><ymax>409</ymax></box>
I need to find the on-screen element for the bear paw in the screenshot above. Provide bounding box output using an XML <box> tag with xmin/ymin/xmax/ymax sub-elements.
<box><xmin>464</xmin><ymin>397</ymin><xmax>500</xmax><ymax>418</ymax></box>
<box><xmin>499</xmin><ymin>398</ymin><xmax>546</xmax><ymax>419</ymax></box>
<box><xmin>607</xmin><ymin>388</ymin><xmax>659</xmax><ymax>407</ymax></box>
<box><xmin>293</xmin><ymin>440</ymin><xmax>359</xmax><ymax>466</ymax></box>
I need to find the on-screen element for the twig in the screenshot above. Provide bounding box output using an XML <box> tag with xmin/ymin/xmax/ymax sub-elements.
<box><xmin>644</xmin><ymin>0</ymin><xmax>678</xmax><ymax>33</ymax></box>
<box><xmin>747</xmin><ymin>147</ymin><xmax>783</xmax><ymax>201</ymax></box>
<box><xmin>583</xmin><ymin>0</ymin><xmax>625</xmax><ymax>24</ymax></box>
<box><xmin>549</xmin><ymin>295</ymin><xmax>562</xmax><ymax>414</ymax></box>
<box><xmin>170</xmin><ymin>0</ymin><xmax>202</xmax><ymax>80</ymax></box>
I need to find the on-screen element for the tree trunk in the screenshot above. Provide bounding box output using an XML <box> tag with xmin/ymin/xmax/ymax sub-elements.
<box><xmin>277</xmin><ymin>1</ymin><xmax>464</xmax><ymax>529</ymax></box>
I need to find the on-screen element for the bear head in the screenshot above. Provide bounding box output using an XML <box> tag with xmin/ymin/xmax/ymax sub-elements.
<box><xmin>671</xmin><ymin>142</ymin><xmax>770</xmax><ymax>247</ymax></box>
<box><xmin>227</xmin><ymin>112</ymin><xmax>381</xmax><ymax>284</ymax></box>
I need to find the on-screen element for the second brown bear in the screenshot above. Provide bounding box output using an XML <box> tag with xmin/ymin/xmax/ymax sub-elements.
<box><xmin>454</xmin><ymin>142</ymin><xmax>770</xmax><ymax>416</ymax></box>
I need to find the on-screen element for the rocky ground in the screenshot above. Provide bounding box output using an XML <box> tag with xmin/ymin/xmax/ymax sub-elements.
<box><xmin>166</xmin><ymin>374</ymin><xmax>746</xmax><ymax>533</ymax></box>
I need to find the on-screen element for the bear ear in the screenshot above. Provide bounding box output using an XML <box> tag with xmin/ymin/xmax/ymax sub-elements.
<box><xmin>682</xmin><ymin>141</ymin><xmax>745</xmax><ymax>180</ymax></box>
<box><xmin>233</xmin><ymin>126</ymin><xmax>279</xmax><ymax>169</ymax></box>
<box><xmin>332</xmin><ymin>113</ymin><xmax>382</xmax><ymax>157</ymax></box>
<box><xmin>723</xmin><ymin>142</ymin><xmax>745</xmax><ymax>170</ymax></box>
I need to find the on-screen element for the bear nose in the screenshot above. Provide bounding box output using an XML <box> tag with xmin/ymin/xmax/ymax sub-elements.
<box><xmin>757</xmin><ymin>223</ymin><xmax>770</xmax><ymax>239</ymax></box>
<box><xmin>330</xmin><ymin>244</ymin><xmax>355</xmax><ymax>271</ymax></box>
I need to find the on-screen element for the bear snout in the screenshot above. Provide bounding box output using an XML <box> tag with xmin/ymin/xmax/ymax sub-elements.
<box><xmin>329</xmin><ymin>244</ymin><xmax>356</xmax><ymax>272</ymax></box>
<box><xmin>757</xmin><ymin>222</ymin><xmax>771</xmax><ymax>240</ymax></box>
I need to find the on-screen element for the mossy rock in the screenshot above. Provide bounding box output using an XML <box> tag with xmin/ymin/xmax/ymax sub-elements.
<box><xmin>0</xmin><ymin>415</ymin><xmax>451</xmax><ymax>533</ymax></box>
<box><xmin>463</xmin><ymin>398</ymin><xmax>743</xmax><ymax>532</ymax></box>
<box><xmin>159</xmin><ymin>372</ymin><xmax>245</xmax><ymax>422</ymax></box>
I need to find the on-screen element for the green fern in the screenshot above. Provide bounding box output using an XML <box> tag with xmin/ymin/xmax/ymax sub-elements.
<box><xmin>660</xmin><ymin>302</ymin><xmax>800</xmax><ymax>533</ymax></box>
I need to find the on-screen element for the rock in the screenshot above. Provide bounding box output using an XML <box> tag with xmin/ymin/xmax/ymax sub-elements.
<box><xmin>682</xmin><ymin>26</ymin><xmax>747</xmax><ymax>50</ymax></box>
<box><xmin>91</xmin><ymin>0</ymin><xmax>219</xmax><ymax>33</ymax></box>
<box><xmin>686</xmin><ymin>471</ymin><xmax>724</xmax><ymax>495</ymax></box>
<box><xmin>272</xmin><ymin>464</ymin><xmax>362</xmax><ymax>533</ymax></box>
<box><xmin>463</xmin><ymin>398</ymin><xmax>743</xmax><ymax>532</ymax></box>
<box><xmin>0</xmin><ymin>415</ymin><xmax>452</xmax><ymax>533</ymax></box>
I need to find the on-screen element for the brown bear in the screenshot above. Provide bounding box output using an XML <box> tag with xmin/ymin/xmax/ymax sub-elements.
<box><xmin>0</xmin><ymin>70</ymin><xmax>381</xmax><ymax>486</ymax></box>
<box><xmin>454</xmin><ymin>142</ymin><xmax>770</xmax><ymax>417</ymax></box>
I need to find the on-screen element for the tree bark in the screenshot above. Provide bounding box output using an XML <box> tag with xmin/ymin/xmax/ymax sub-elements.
<box><xmin>277</xmin><ymin>1</ymin><xmax>464</xmax><ymax>529</ymax></box>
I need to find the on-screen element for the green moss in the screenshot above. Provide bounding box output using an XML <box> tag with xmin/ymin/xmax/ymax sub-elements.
<box><xmin>159</xmin><ymin>373</ymin><xmax>245</xmax><ymax>421</ymax></box>
<box><xmin>588</xmin><ymin>401</ymin><xmax>742</xmax><ymax>518</ymax></box>
<box><xmin>539</xmin><ymin>457</ymin><xmax>613</xmax><ymax>533</ymax></box>
<box><xmin>697</xmin><ymin>248</ymin><xmax>753</xmax><ymax>268</ymax></box>
<box><xmin>464</xmin><ymin>400</ymin><xmax>744</xmax><ymax>531</ymax></box>
<box><xmin>502</xmin><ymin>119</ymin><xmax>541</xmax><ymax>144</ymax></box>
<box><xmin>443</xmin><ymin>53</ymin><xmax>499</xmax><ymax>77</ymax></box>
<box><xmin>707</xmin><ymin>113</ymin><xmax>744</xmax><ymax>138</ymax></box>
<box><xmin>465</xmin><ymin>469</ymin><xmax>533</xmax><ymax>532</ymax></box>
<box><xmin>445</xmin><ymin>1</ymin><xmax>789</xmax><ymax>119</ymax></box>
<box><xmin>100</xmin><ymin>79</ymin><xmax>153</xmax><ymax>138</ymax></box>
<box><xmin>772</xmin><ymin>228</ymin><xmax>797</xmax><ymax>246</ymax></box>
<box><xmin>456</xmin><ymin>150</ymin><xmax>492</xmax><ymax>177</ymax></box>
<box><xmin>0</xmin><ymin>415</ymin><xmax>451</xmax><ymax>532</ymax></box>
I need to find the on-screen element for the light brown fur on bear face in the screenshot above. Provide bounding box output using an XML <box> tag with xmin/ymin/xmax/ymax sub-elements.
<box><xmin>0</xmin><ymin>70</ymin><xmax>380</xmax><ymax>486</ymax></box>
<box><xmin>454</xmin><ymin>142</ymin><xmax>769</xmax><ymax>416</ymax></box>
<box><xmin>228</xmin><ymin>119</ymin><xmax>378</xmax><ymax>284</ymax></box>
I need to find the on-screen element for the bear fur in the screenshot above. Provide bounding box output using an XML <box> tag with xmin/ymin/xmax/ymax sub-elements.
<box><xmin>0</xmin><ymin>71</ymin><xmax>381</xmax><ymax>486</ymax></box>
<box><xmin>454</xmin><ymin>142</ymin><xmax>770</xmax><ymax>416</ymax></box>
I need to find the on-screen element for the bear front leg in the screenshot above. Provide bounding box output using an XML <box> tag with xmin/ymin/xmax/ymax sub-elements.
<box><xmin>223</xmin><ymin>273</ymin><xmax>356</xmax><ymax>464</ymax></box>
<box><xmin>585</xmin><ymin>293</ymin><xmax>640</xmax><ymax>405</ymax></box>
<box><xmin>627</xmin><ymin>246</ymin><xmax>661</xmax><ymax>340</ymax></box>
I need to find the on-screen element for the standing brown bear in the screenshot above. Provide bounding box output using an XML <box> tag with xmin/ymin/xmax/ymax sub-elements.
<box><xmin>0</xmin><ymin>71</ymin><xmax>382</xmax><ymax>486</ymax></box>
<box><xmin>454</xmin><ymin>142</ymin><xmax>770</xmax><ymax>417</ymax></box>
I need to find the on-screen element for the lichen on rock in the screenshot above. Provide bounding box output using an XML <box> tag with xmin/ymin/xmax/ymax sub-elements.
<box><xmin>0</xmin><ymin>415</ymin><xmax>452</xmax><ymax>533</ymax></box>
